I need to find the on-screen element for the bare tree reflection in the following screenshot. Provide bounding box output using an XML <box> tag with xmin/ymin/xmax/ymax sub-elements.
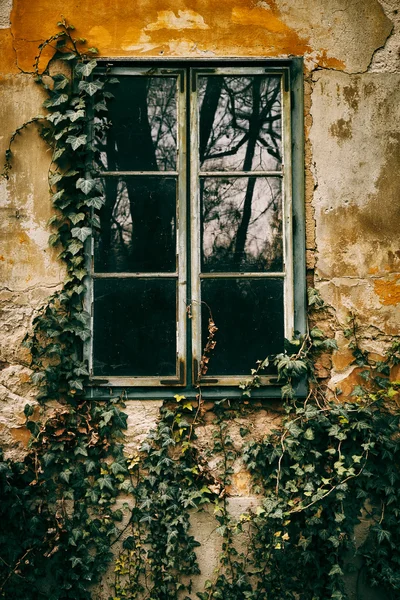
<box><xmin>94</xmin><ymin>77</ymin><xmax>177</xmax><ymax>273</ymax></box>
<box><xmin>94</xmin><ymin>73</ymin><xmax>283</xmax><ymax>275</ymax></box>
<box><xmin>202</xmin><ymin>177</ymin><xmax>282</xmax><ymax>272</ymax></box>
<box><xmin>198</xmin><ymin>76</ymin><xmax>283</xmax><ymax>272</ymax></box>
<box><xmin>198</xmin><ymin>75</ymin><xmax>282</xmax><ymax>171</ymax></box>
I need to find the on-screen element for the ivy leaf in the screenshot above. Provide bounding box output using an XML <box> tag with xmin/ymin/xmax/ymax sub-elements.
<box><xmin>75</xmin><ymin>60</ymin><xmax>97</xmax><ymax>77</ymax></box>
<box><xmin>51</xmin><ymin>190</ymin><xmax>65</xmax><ymax>203</ymax></box>
<box><xmin>31</xmin><ymin>371</ymin><xmax>46</xmax><ymax>385</ymax></box>
<box><xmin>65</xmin><ymin>109</ymin><xmax>85</xmax><ymax>122</ymax></box>
<box><xmin>49</xmin><ymin>172</ymin><xmax>63</xmax><ymax>185</ymax></box>
<box><xmin>328</xmin><ymin>565</ymin><xmax>343</xmax><ymax>576</ymax></box>
<box><xmin>85</xmin><ymin>196</ymin><xmax>105</xmax><ymax>209</ymax></box>
<box><xmin>53</xmin><ymin>74</ymin><xmax>70</xmax><ymax>90</ymax></box>
<box><xmin>76</xmin><ymin>177</ymin><xmax>95</xmax><ymax>195</ymax></box>
<box><xmin>74</xmin><ymin>268</ymin><xmax>87</xmax><ymax>281</ymax></box>
<box><xmin>78</xmin><ymin>80</ymin><xmax>104</xmax><ymax>96</ymax></box>
<box><xmin>24</xmin><ymin>403</ymin><xmax>35</xmax><ymax>417</ymax></box>
<box><xmin>68</xmin><ymin>239</ymin><xmax>84</xmax><ymax>255</ymax></box>
<box><xmin>71</xmin><ymin>227</ymin><xmax>92</xmax><ymax>242</ymax></box>
<box><xmin>70</xmin><ymin>557</ymin><xmax>83</xmax><ymax>568</ymax></box>
<box><xmin>304</xmin><ymin>428</ymin><xmax>314</xmax><ymax>440</ymax></box>
<box><xmin>74</xmin><ymin>365</ymin><xmax>89</xmax><ymax>376</ymax></box>
<box><xmin>48</xmin><ymin>233</ymin><xmax>60</xmax><ymax>247</ymax></box>
<box><xmin>94</xmin><ymin>101</ymin><xmax>108</xmax><ymax>112</ymax></box>
<box><xmin>74</xmin><ymin>446</ymin><xmax>88</xmax><ymax>457</ymax></box>
<box><xmin>90</xmin><ymin>213</ymin><xmax>101</xmax><ymax>229</ymax></box>
<box><xmin>310</xmin><ymin>327</ymin><xmax>325</xmax><ymax>339</ymax></box>
<box><xmin>285</xmin><ymin>421</ymin><xmax>302</xmax><ymax>437</ymax></box>
<box><xmin>47</xmin><ymin>111</ymin><xmax>67</xmax><ymax>125</ymax></box>
<box><xmin>43</xmin><ymin>93</ymin><xmax>68</xmax><ymax>107</ymax></box>
<box><xmin>66</xmin><ymin>134</ymin><xmax>87</xmax><ymax>150</ymax></box>
<box><xmin>60</xmin><ymin>469</ymin><xmax>72</xmax><ymax>483</ymax></box>
<box><xmin>68</xmin><ymin>212</ymin><xmax>86</xmax><ymax>225</ymax></box>
<box><xmin>52</xmin><ymin>147</ymin><xmax>66</xmax><ymax>161</ymax></box>
<box><xmin>110</xmin><ymin>462</ymin><xmax>128</xmax><ymax>475</ymax></box>
<box><xmin>98</xmin><ymin>475</ymin><xmax>115</xmax><ymax>492</ymax></box>
<box><xmin>69</xmin><ymin>379</ymin><xmax>84</xmax><ymax>391</ymax></box>
<box><xmin>376</xmin><ymin>527</ymin><xmax>391</xmax><ymax>544</ymax></box>
<box><xmin>85</xmin><ymin>460</ymin><xmax>97</xmax><ymax>474</ymax></box>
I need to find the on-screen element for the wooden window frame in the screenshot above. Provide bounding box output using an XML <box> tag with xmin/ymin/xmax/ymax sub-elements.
<box><xmin>86</xmin><ymin>59</ymin><xmax>306</xmax><ymax>400</ymax></box>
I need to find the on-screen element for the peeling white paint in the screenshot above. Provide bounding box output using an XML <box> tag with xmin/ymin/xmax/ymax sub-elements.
<box><xmin>0</xmin><ymin>0</ymin><xmax>12</xmax><ymax>29</ymax></box>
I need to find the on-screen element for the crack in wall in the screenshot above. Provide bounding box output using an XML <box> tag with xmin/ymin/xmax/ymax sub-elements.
<box><xmin>0</xmin><ymin>281</ymin><xmax>62</xmax><ymax>292</ymax></box>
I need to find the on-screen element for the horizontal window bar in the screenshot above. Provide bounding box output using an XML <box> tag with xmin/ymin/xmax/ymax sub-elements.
<box><xmin>92</xmin><ymin>272</ymin><xmax>178</xmax><ymax>278</ymax></box>
<box><xmin>89</xmin><ymin>377</ymin><xmax>184</xmax><ymax>387</ymax></box>
<box><xmin>199</xmin><ymin>171</ymin><xmax>283</xmax><ymax>177</ymax></box>
<box><xmin>96</xmin><ymin>58</ymin><xmax>293</xmax><ymax>65</ymax></box>
<box><xmin>199</xmin><ymin>272</ymin><xmax>285</xmax><ymax>278</ymax></box>
<box><xmin>99</xmin><ymin>171</ymin><xmax>178</xmax><ymax>177</ymax></box>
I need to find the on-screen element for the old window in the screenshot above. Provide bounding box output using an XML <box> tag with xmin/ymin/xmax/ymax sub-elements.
<box><xmin>87</xmin><ymin>62</ymin><xmax>305</xmax><ymax>398</ymax></box>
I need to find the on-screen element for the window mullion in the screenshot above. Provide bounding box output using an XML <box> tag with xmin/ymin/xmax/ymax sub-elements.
<box><xmin>190</xmin><ymin>69</ymin><xmax>202</xmax><ymax>385</ymax></box>
<box><xmin>282</xmin><ymin>73</ymin><xmax>294</xmax><ymax>342</ymax></box>
<box><xmin>176</xmin><ymin>69</ymin><xmax>187</xmax><ymax>385</ymax></box>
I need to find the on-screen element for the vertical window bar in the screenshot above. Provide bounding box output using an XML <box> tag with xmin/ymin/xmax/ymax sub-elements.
<box><xmin>282</xmin><ymin>70</ymin><xmax>294</xmax><ymax>341</ymax></box>
<box><xmin>176</xmin><ymin>70</ymin><xmax>187</xmax><ymax>384</ymax></box>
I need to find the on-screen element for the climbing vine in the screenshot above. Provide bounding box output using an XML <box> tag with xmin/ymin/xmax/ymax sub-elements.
<box><xmin>1</xmin><ymin>20</ymin><xmax>129</xmax><ymax>599</ymax></box>
<box><xmin>1</xmin><ymin>21</ymin><xmax>400</xmax><ymax>600</ymax></box>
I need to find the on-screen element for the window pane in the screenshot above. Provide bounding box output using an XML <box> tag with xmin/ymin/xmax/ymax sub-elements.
<box><xmin>96</xmin><ymin>76</ymin><xmax>177</xmax><ymax>171</ymax></box>
<box><xmin>201</xmin><ymin>177</ymin><xmax>283</xmax><ymax>272</ymax></box>
<box><xmin>94</xmin><ymin>177</ymin><xmax>177</xmax><ymax>273</ymax></box>
<box><xmin>201</xmin><ymin>278</ymin><xmax>284</xmax><ymax>376</ymax></box>
<box><xmin>93</xmin><ymin>279</ymin><xmax>177</xmax><ymax>377</ymax></box>
<box><xmin>198</xmin><ymin>75</ymin><xmax>282</xmax><ymax>171</ymax></box>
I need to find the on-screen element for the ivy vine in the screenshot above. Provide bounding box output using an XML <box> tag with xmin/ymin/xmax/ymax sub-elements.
<box><xmin>1</xmin><ymin>21</ymin><xmax>400</xmax><ymax>600</ymax></box>
<box><xmin>1</xmin><ymin>20</ymin><xmax>129</xmax><ymax>599</ymax></box>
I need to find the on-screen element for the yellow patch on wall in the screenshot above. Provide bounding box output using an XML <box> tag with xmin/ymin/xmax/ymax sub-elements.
<box><xmin>87</xmin><ymin>25</ymin><xmax>112</xmax><ymax>48</ymax></box>
<box><xmin>231</xmin><ymin>6</ymin><xmax>290</xmax><ymax>33</ymax></box>
<box><xmin>374</xmin><ymin>275</ymin><xmax>400</xmax><ymax>306</ymax></box>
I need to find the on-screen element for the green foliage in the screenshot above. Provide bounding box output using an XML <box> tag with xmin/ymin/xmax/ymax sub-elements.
<box><xmin>243</xmin><ymin>391</ymin><xmax>400</xmax><ymax>599</ymax></box>
<box><xmin>0</xmin><ymin>20</ymin><xmax>128</xmax><ymax>599</ymax></box>
<box><xmin>113</xmin><ymin>397</ymin><xmax>217</xmax><ymax>600</ymax></box>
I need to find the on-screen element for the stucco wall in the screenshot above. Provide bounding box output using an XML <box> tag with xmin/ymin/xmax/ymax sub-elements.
<box><xmin>0</xmin><ymin>0</ymin><xmax>399</xmax><ymax>597</ymax></box>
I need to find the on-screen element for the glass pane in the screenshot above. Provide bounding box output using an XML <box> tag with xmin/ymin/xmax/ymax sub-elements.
<box><xmin>201</xmin><ymin>278</ymin><xmax>284</xmax><ymax>376</ymax></box>
<box><xmin>96</xmin><ymin>76</ymin><xmax>177</xmax><ymax>171</ymax></box>
<box><xmin>94</xmin><ymin>177</ymin><xmax>177</xmax><ymax>273</ymax></box>
<box><xmin>198</xmin><ymin>75</ymin><xmax>282</xmax><ymax>171</ymax></box>
<box><xmin>93</xmin><ymin>279</ymin><xmax>177</xmax><ymax>377</ymax></box>
<box><xmin>201</xmin><ymin>177</ymin><xmax>283</xmax><ymax>272</ymax></box>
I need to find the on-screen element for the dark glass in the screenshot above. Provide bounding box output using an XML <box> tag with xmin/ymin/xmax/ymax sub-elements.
<box><xmin>93</xmin><ymin>279</ymin><xmax>177</xmax><ymax>377</ymax></box>
<box><xmin>198</xmin><ymin>75</ymin><xmax>282</xmax><ymax>172</ymax></box>
<box><xmin>94</xmin><ymin>177</ymin><xmax>177</xmax><ymax>273</ymax></box>
<box><xmin>201</xmin><ymin>177</ymin><xmax>283</xmax><ymax>272</ymax></box>
<box><xmin>201</xmin><ymin>278</ymin><xmax>284</xmax><ymax>376</ymax></box>
<box><xmin>96</xmin><ymin>76</ymin><xmax>177</xmax><ymax>171</ymax></box>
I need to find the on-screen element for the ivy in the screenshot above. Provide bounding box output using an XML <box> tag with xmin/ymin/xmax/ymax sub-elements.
<box><xmin>0</xmin><ymin>20</ymin><xmax>128</xmax><ymax>599</ymax></box>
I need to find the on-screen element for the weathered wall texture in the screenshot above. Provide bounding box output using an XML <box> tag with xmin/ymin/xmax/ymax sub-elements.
<box><xmin>0</xmin><ymin>0</ymin><xmax>399</xmax><ymax>597</ymax></box>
